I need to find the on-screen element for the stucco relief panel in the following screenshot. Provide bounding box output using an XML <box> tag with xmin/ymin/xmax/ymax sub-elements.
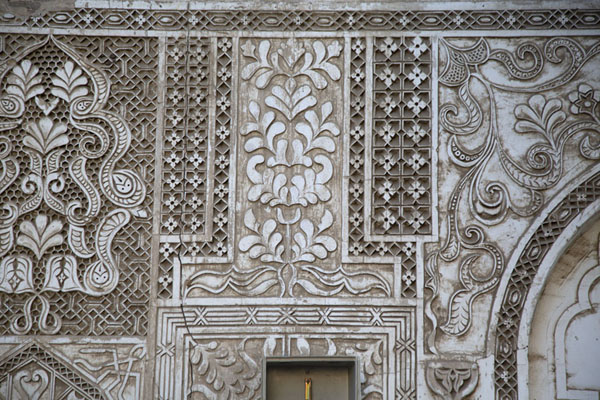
<box><xmin>179</xmin><ymin>35</ymin><xmax>433</xmax><ymax>301</ymax></box>
<box><xmin>0</xmin><ymin>34</ymin><xmax>156</xmax><ymax>336</ymax></box>
<box><xmin>427</xmin><ymin>35</ymin><xmax>600</xmax><ymax>357</ymax></box>
<box><xmin>200</xmin><ymin>37</ymin><xmax>349</xmax><ymax>297</ymax></box>
<box><xmin>0</xmin><ymin>340</ymin><xmax>146</xmax><ymax>399</ymax></box>
<box><xmin>155</xmin><ymin>305</ymin><xmax>415</xmax><ymax>400</ymax></box>
<box><xmin>154</xmin><ymin>34</ymin><xmax>427</xmax><ymax>400</ymax></box>
<box><xmin>0</xmin><ymin>4</ymin><xmax>598</xmax><ymax>400</ymax></box>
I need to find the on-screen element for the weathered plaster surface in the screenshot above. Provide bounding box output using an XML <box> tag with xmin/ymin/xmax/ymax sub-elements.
<box><xmin>528</xmin><ymin>218</ymin><xmax>600</xmax><ymax>400</ymax></box>
<box><xmin>0</xmin><ymin>1</ymin><xmax>599</xmax><ymax>399</ymax></box>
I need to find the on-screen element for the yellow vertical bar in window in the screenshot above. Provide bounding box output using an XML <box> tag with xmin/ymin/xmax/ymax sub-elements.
<box><xmin>305</xmin><ymin>378</ymin><xmax>312</xmax><ymax>400</ymax></box>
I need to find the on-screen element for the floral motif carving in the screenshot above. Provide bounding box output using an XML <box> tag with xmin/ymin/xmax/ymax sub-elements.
<box><xmin>186</xmin><ymin>336</ymin><xmax>385</xmax><ymax>400</ymax></box>
<box><xmin>188</xmin><ymin>339</ymin><xmax>261</xmax><ymax>399</ymax></box>
<box><xmin>426</xmin><ymin>36</ymin><xmax>600</xmax><ymax>350</ymax></box>
<box><xmin>185</xmin><ymin>38</ymin><xmax>391</xmax><ymax>298</ymax></box>
<box><xmin>240</xmin><ymin>39</ymin><xmax>342</xmax><ymax>89</ymax></box>
<box><xmin>155</xmin><ymin>305</ymin><xmax>412</xmax><ymax>399</ymax></box>
<box><xmin>0</xmin><ymin>36</ymin><xmax>147</xmax><ymax>334</ymax></box>
<box><xmin>0</xmin><ymin>9</ymin><xmax>595</xmax><ymax>400</ymax></box>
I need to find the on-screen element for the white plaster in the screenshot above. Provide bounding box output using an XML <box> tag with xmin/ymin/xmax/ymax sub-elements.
<box><xmin>0</xmin><ymin>2</ymin><xmax>598</xmax><ymax>399</ymax></box>
<box><xmin>512</xmin><ymin>199</ymin><xmax>600</xmax><ymax>400</ymax></box>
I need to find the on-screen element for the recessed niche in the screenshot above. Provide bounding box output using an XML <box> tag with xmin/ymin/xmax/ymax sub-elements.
<box><xmin>263</xmin><ymin>357</ymin><xmax>359</xmax><ymax>400</ymax></box>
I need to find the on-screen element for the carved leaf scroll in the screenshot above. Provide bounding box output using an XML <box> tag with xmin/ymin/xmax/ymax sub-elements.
<box><xmin>189</xmin><ymin>340</ymin><xmax>260</xmax><ymax>399</ymax></box>
<box><xmin>427</xmin><ymin>36</ymin><xmax>600</xmax><ymax>350</ymax></box>
<box><xmin>0</xmin><ymin>35</ymin><xmax>148</xmax><ymax>335</ymax></box>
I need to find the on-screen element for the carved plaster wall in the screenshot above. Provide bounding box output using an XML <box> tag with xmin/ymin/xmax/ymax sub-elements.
<box><xmin>528</xmin><ymin>218</ymin><xmax>600</xmax><ymax>400</ymax></box>
<box><xmin>0</xmin><ymin>1</ymin><xmax>598</xmax><ymax>399</ymax></box>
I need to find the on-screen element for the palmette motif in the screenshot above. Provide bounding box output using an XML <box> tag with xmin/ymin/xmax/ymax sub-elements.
<box><xmin>426</xmin><ymin>361</ymin><xmax>479</xmax><ymax>400</ymax></box>
<box><xmin>0</xmin><ymin>36</ymin><xmax>146</xmax><ymax>334</ymax></box>
<box><xmin>426</xmin><ymin>36</ymin><xmax>600</xmax><ymax>351</ymax></box>
<box><xmin>0</xmin><ymin>5</ymin><xmax>598</xmax><ymax>399</ymax></box>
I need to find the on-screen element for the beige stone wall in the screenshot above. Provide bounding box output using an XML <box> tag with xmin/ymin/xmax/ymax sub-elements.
<box><xmin>0</xmin><ymin>1</ymin><xmax>599</xmax><ymax>399</ymax></box>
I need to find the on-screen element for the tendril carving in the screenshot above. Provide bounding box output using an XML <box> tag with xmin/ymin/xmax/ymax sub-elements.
<box><xmin>427</xmin><ymin>37</ymin><xmax>600</xmax><ymax>352</ymax></box>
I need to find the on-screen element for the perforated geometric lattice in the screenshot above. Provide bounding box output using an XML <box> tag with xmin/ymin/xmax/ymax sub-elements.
<box><xmin>158</xmin><ymin>36</ymin><xmax>212</xmax><ymax>299</ymax></box>
<box><xmin>495</xmin><ymin>172</ymin><xmax>600</xmax><ymax>399</ymax></box>
<box><xmin>0</xmin><ymin>34</ymin><xmax>156</xmax><ymax>335</ymax></box>
<box><xmin>345</xmin><ymin>36</ymin><xmax>430</xmax><ymax>299</ymax></box>
<box><xmin>158</xmin><ymin>35</ymin><xmax>233</xmax><ymax>299</ymax></box>
<box><xmin>9</xmin><ymin>8</ymin><xmax>600</xmax><ymax>32</ymax></box>
<box><xmin>0</xmin><ymin>341</ymin><xmax>106</xmax><ymax>400</ymax></box>
<box><xmin>0</xmin><ymin>4</ymin><xmax>598</xmax><ymax>400</ymax></box>
<box><xmin>370</xmin><ymin>36</ymin><xmax>432</xmax><ymax>236</ymax></box>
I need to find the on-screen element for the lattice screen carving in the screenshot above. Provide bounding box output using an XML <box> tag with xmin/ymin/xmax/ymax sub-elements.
<box><xmin>0</xmin><ymin>3</ymin><xmax>598</xmax><ymax>400</ymax></box>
